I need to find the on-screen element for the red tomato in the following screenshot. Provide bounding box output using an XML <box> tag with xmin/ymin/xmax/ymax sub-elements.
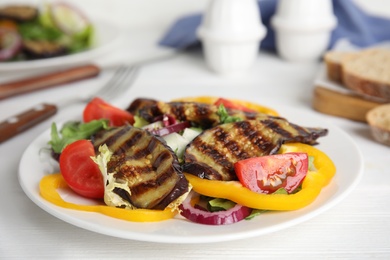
<box><xmin>214</xmin><ymin>98</ymin><xmax>255</xmax><ymax>112</ymax></box>
<box><xmin>234</xmin><ymin>153</ymin><xmax>308</xmax><ymax>194</ymax></box>
<box><xmin>83</xmin><ymin>97</ymin><xmax>134</xmax><ymax>126</ymax></box>
<box><xmin>59</xmin><ymin>139</ymin><xmax>104</xmax><ymax>199</ymax></box>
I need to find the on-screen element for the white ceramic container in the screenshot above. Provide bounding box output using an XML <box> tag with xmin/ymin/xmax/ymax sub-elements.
<box><xmin>197</xmin><ymin>0</ymin><xmax>266</xmax><ymax>76</ymax></box>
<box><xmin>271</xmin><ymin>0</ymin><xmax>337</xmax><ymax>62</ymax></box>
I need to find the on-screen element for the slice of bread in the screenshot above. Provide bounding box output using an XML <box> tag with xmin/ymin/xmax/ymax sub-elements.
<box><xmin>366</xmin><ymin>104</ymin><xmax>390</xmax><ymax>145</ymax></box>
<box><xmin>342</xmin><ymin>48</ymin><xmax>390</xmax><ymax>100</ymax></box>
<box><xmin>323</xmin><ymin>51</ymin><xmax>352</xmax><ymax>84</ymax></box>
<box><xmin>324</xmin><ymin>48</ymin><xmax>390</xmax><ymax>100</ymax></box>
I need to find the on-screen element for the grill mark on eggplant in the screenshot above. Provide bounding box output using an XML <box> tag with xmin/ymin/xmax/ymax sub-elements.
<box><xmin>92</xmin><ymin>125</ymin><xmax>188</xmax><ymax>210</ymax></box>
<box><xmin>262</xmin><ymin>119</ymin><xmax>304</xmax><ymax>142</ymax></box>
<box><xmin>138</xmin><ymin>101</ymin><xmax>220</xmax><ymax>127</ymax></box>
<box><xmin>236</xmin><ymin>120</ymin><xmax>280</xmax><ymax>156</ymax></box>
<box><xmin>130</xmin><ymin>134</ymin><xmax>159</xmax><ymax>160</ymax></box>
<box><xmin>190</xmin><ymin>135</ymin><xmax>235</xmax><ymax>180</ymax></box>
<box><xmin>152</xmin><ymin>150</ymin><xmax>172</xmax><ymax>169</ymax></box>
<box><xmin>114</xmin><ymin>130</ymin><xmax>144</xmax><ymax>156</ymax></box>
<box><xmin>260</xmin><ymin>119</ymin><xmax>328</xmax><ymax>145</ymax></box>
<box><xmin>92</xmin><ymin>126</ymin><xmax>131</xmax><ymax>152</ymax></box>
<box><xmin>153</xmin><ymin>174</ymin><xmax>188</xmax><ymax>209</ymax></box>
<box><xmin>123</xmin><ymin>168</ymin><xmax>176</xmax><ymax>209</ymax></box>
<box><xmin>113</xmin><ymin>187</ymin><xmax>133</xmax><ymax>207</ymax></box>
<box><xmin>107</xmin><ymin>153</ymin><xmax>154</xmax><ymax>183</ymax></box>
<box><xmin>213</xmin><ymin>126</ymin><xmax>244</xmax><ymax>158</ymax></box>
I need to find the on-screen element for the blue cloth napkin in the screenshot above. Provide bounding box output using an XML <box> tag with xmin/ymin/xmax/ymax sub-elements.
<box><xmin>159</xmin><ymin>0</ymin><xmax>390</xmax><ymax>51</ymax></box>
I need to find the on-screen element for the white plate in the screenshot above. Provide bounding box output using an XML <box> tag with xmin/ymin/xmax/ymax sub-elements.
<box><xmin>18</xmin><ymin>106</ymin><xmax>363</xmax><ymax>243</ymax></box>
<box><xmin>0</xmin><ymin>16</ymin><xmax>123</xmax><ymax>72</ymax></box>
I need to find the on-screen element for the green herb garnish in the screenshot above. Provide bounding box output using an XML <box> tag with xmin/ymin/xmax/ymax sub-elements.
<box><xmin>217</xmin><ymin>104</ymin><xmax>242</xmax><ymax>124</ymax></box>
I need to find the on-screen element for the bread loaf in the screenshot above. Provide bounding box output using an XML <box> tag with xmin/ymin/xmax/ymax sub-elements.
<box><xmin>324</xmin><ymin>48</ymin><xmax>390</xmax><ymax>100</ymax></box>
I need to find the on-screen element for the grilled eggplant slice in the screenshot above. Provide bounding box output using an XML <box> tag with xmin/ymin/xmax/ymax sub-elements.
<box><xmin>132</xmin><ymin>99</ymin><xmax>327</xmax><ymax>181</ymax></box>
<box><xmin>126</xmin><ymin>98</ymin><xmax>158</xmax><ymax>115</ymax></box>
<box><xmin>183</xmin><ymin>119</ymin><xmax>327</xmax><ymax>181</ymax></box>
<box><xmin>134</xmin><ymin>100</ymin><xmax>303</xmax><ymax>130</ymax></box>
<box><xmin>136</xmin><ymin>100</ymin><xmax>247</xmax><ymax>128</ymax></box>
<box><xmin>0</xmin><ymin>5</ymin><xmax>38</xmax><ymax>22</ymax></box>
<box><xmin>22</xmin><ymin>40</ymin><xmax>67</xmax><ymax>59</ymax></box>
<box><xmin>92</xmin><ymin>125</ymin><xmax>189</xmax><ymax>210</ymax></box>
<box><xmin>136</xmin><ymin>100</ymin><xmax>326</xmax><ymax>143</ymax></box>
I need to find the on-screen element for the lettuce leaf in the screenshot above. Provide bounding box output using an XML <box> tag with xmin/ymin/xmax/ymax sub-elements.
<box><xmin>49</xmin><ymin>119</ymin><xmax>109</xmax><ymax>153</ymax></box>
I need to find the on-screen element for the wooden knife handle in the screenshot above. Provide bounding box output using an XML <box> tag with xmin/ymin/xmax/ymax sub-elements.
<box><xmin>0</xmin><ymin>103</ymin><xmax>57</xmax><ymax>143</ymax></box>
<box><xmin>0</xmin><ymin>64</ymin><xmax>100</xmax><ymax>100</ymax></box>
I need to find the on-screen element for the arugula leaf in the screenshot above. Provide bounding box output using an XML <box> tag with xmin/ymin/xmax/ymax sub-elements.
<box><xmin>18</xmin><ymin>21</ymin><xmax>63</xmax><ymax>41</ymax></box>
<box><xmin>245</xmin><ymin>188</ymin><xmax>287</xmax><ymax>220</ymax></box>
<box><xmin>245</xmin><ymin>209</ymin><xmax>268</xmax><ymax>220</ymax></box>
<box><xmin>49</xmin><ymin>119</ymin><xmax>109</xmax><ymax>153</ymax></box>
<box><xmin>133</xmin><ymin>115</ymin><xmax>150</xmax><ymax>128</ymax></box>
<box><xmin>274</xmin><ymin>188</ymin><xmax>288</xmax><ymax>194</ymax></box>
<box><xmin>217</xmin><ymin>104</ymin><xmax>242</xmax><ymax>124</ymax></box>
<box><xmin>66</xmin><ymin>25</ymin><xmax>94</xmax><ymax>53</ymax></box>
<box><xmin>208</xmin><ymin>198</ymin><xmax>236</xmax><ymax>212</ymax></box>
<box><xmin>308</xmin><ymin>155</ymin><xmax>317</xmax><ymax>171</ymax></box>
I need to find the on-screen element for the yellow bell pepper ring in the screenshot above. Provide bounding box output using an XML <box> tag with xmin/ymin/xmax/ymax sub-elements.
<box><xmin>39</xmin><ymin>173</ymin><xmax>178</xmax><ymax>222</ymax></box>
<box><xmin>184</xmin><ymin>143</ymin><xmax>336</xmax><ymax>211</ymax></box>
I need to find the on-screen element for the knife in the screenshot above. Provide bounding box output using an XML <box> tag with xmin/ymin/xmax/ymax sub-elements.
<box><xmin>0</xmin><ymin>64</ymin><xmax>100</xmax><ymax>100</ymax></box>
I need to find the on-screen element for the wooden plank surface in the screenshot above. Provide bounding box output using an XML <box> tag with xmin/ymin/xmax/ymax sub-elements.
<box><xmin>312</xmin><ymin>86</ymin><xmax>383</xmax><ymax>123</ymax></box>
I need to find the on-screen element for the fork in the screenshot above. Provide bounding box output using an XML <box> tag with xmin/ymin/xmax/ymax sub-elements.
<box><xmin>0</xmin><ymin>65</ymin><xmax>139</xmax><ymax>144</ymax></box>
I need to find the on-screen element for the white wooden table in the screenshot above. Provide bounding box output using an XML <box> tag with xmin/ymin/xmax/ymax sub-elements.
<box><xmin>1</xmin><ymin>0</ymin><xmax>390</xmax><ymax>258</ymax></box>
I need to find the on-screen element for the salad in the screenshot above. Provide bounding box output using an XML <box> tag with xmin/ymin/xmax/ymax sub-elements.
<box><xmin>39</xmin><ymin>96</ymin><xmax>336</xmax><ymax>225</ymax></box>
<box><xmin>0</xmin><ymin>2</ymin><xmax>93</xmax><ymax>61</ymax></box>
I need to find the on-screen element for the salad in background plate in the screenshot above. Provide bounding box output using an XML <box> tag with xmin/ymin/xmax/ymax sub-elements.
<box><xmin>0</xmin><ymin>1</ymin><xmax>121</xmax><ymax>71</ymax></box>
<box><xmin>0</xmin><ymin>1</ymin><xmax>94</xmax><ymax>61</ymax></box>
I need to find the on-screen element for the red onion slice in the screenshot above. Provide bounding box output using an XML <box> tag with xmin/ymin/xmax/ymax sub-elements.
<box><xmin>142</xmin><ymin>120</ymin><xmax>165</xmax><ymax>132</ymax></box>
<box><xmin>152</xmin><ymin>114</ymin><xmax>177</xmax><ymax>126</ymax></box>
<box><xmin>149</xmin><ymin>121</ymin><xmax>190</xmax><ymax>136</ymax></box>
<box><xmin>0</xmin><ymin>29</ymin><xmax>22</xmax><ymax>61</ymax></box>
<box><xmin>179</xmin><ymin>191</ymin><xmax>252</xmax><ymax>225</ymax></box>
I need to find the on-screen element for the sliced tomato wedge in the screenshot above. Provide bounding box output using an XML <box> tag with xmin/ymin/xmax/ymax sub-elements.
<box><xmin>234</xmin><ymin>153</ymin><xmax>308</xmax><ymax>194</ymax></box>
<box><xmin>59</xmin><ymin>139</ymin><xmax>104</xmax><ymax>199</ymax></box>
<box><xmin>83</xmin><ymin>97</ymin><xmax>135</xmax><ymax>127</ymax></box>
<box><xmin>214</xmin><ymin>98</ymin><xmax>255</xmax><ymax>113</ymax></box>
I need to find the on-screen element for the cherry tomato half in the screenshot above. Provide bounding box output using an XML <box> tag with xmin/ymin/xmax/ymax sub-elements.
<box><xmin>59</xmin><ymin>139</ymin><xmax>104</xmax><ymax>199</ymax></box>
<box><xmin>214</xmin><ymin>98</ymin><xmax>255</xmax><ymax>113</ymax></box>
<box><xmin>83</xmin><ymin>97</ymin><xmax>134</xmax><ymax>127</ymax></box>
<box><xmin>234</xmin><ymin>153</ymin><xmax>308</xmax><ymax>194</ymax></box>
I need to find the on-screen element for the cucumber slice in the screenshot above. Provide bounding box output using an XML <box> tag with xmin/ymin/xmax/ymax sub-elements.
<box><xmin>182</xmin><ymin>128</ymin><xmax>201</xmax><ymax>142</ymax></box>
<box><xmin>163</xmin><ymin>133</ymin><xmax>189</xmax><ymax>159</ymax></box>
<box><xmin>50</xmin><ymin>2</ymin><xmax>89</xmax><ymax>35</ymax></box>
